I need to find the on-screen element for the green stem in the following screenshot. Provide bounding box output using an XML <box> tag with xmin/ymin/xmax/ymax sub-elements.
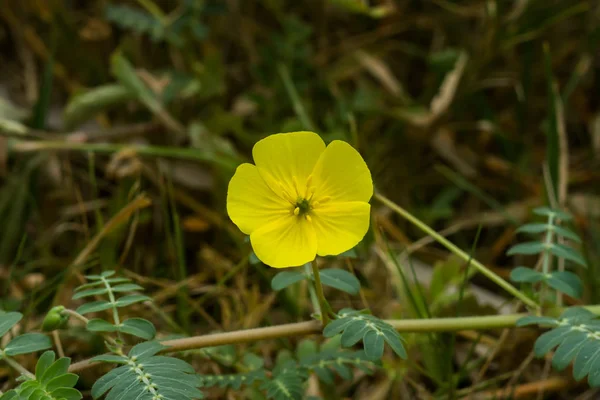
<box><xmin>101</xmin><ymin>276</ymin><xmax>121</xmax><ymax>327</ymax></box>
<box><xmin>61</xmin><ymin>309</ymin><xmax>89</xmax><ymax>325</ymax></box>
<box><xmin>311</xmin><ymin>260</ymin><xmax>330</xmax><ymax>325</ymax></box>
<box><xmin>542</xmin><ymin>214</ymin><xmax>555</xmax><ymax>307</ymax></box>
<box><xmin>374</xmin><ymin>192</ymin><xmax>540</xmax><ymax>310</ymax></box>
<box><xmin>2</xmin><ymin>354</ymin><xmax>35</xmax><ymax>379</ymax></box>
<box><xmin>304</xmin><ymin>264</ymin><xmax>322</xmax><ymax>317</ymax></box>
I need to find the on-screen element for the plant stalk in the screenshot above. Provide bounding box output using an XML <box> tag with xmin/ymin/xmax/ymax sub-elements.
<box><xmin>69</xmin><ymin>304</ymin><xmax>600</xmax><ymax>374</ymax></box>
<box><xmin>374</xmin><ymin>192</ymin><xmax>540</xmax><ymax>310</ymax></box>
<box><xmin>311</xmin><ymin>260</ymin><xmax>330</xmax><ymax>325</ymax></box>
<box><xmin>2</xmin><ymin>355</ymin><xmax>35</xmax><ymax>379</ymax></box>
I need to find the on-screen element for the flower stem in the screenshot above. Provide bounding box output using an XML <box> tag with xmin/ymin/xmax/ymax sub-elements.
<box><xmin>311</xmin><ymin>260</ymin><xmax>331</xmax><ymax>325</ymax></box>
<box><xmin>304</xmin><ymin>264</ymin><xmax>322</xmax><ymax>317</ymax></box>
<box><xmin>374</xmin><ymin>192</ymin><xmax>540</xmax><ymax>310</ymax></box>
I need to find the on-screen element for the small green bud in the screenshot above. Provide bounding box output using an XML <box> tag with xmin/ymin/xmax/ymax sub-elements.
<box><xmin>42</xmin><ymin>306</ymin><xmax>69</xmax><ymax>331</ymax></box>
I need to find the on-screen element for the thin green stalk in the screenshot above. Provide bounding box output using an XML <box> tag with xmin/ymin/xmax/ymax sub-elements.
<box><xmin>311</xmin><ymin>260</ymin><xmax>330</xmax><ymax>325</ymax></box>
<box><xmin>304</xmin><ymin>263</ymin><xmax>322</xmax><ymax>317</ymax></box>
<box><xmin>11</xmin><ymin>140</ymin><xmax>241</xmax><ymax>172</ymax></box>
<box><xmin>101</xmin><ymin>276</ymin><xmax>121</xmax><ymax>326</ymax></box>
<box><xmin>541</xmin><ymin>214</ymin><xmax>555</xmax><ymax>306</ymax></box>
<box><xmin>278</xmin><ymin>64</ymin><xmax>316</xmax><ymax>131</ymax></box>
<box><xmin>374</xmin><ymin>192</ymin><xmax>540</xmax><ymax>310</ymax></box>
<box><xmin>69</xmin><ymin>304</ymin><xmax>600</xmax><ymax>374</ymax></box>
<box><xmin>2</xmin><ymin>355</ymin><xmax>35</xmax><ymax>379</ymax></box>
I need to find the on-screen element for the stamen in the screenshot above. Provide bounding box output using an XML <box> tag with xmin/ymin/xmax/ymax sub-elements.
<box><xmin>319</xmin><ymin>196</ymin><xmax>331</xmax><ymax>204</ymax></box>
<box><xmin>307</xmin><ymin>186</ymin><xmax>317</xmax><ymax>201</ymax></box>
<box><xmin>293</xmin><ymin>207</ymin><xmax>300</xmax><ymax>216</ymax></box>
<box><xmin>305</xmin><ymin>214</ymin><xmax>312</xmax><ymax>222</ymax></box>
<box><xmin>304</xmin><ymin>175</ymin><xmax>313</xmax><ymax>198</ymax></box>
<box><xmin>275</xmin><ymin>181</ymin><xmax>296</xmax><ymax>204</ymax></box>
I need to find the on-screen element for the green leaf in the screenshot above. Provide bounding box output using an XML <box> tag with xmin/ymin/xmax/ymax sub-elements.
<box><xmin>92</xmin><ymin>343</ymin><xmax>203</xmax><ymax>399</ymax></box>
<box><xmin>3</xmin><ymin>353</ymin><xmax>83</xmax><ymax>400</ymax></box>
<box><xmin>41</xmin><ymin>358</ymin><xmax>70</xmax><ymax>384</ymax></box>
<box><xmin>324</xmin><ymin>309</ymin><xmax>406</xmax><ymax>360</ymax></box>
<box><xmin>111</xmin><ymin>283</ymin><xmax>144</xmax><ymax>292</ymax></box>
<box><xmin>89</xmin><ymin>354</ymin><xmax>128</xmax><ymax>364</ymax></box>
<box><xmin>0</xmin><ymin>312</ymin><xmax>22</xmax><ymax>337</ymax></box>
<box><xmin>76</xmin><ymin>301</ymin><xmax>113</xmax><ymax>315</ymax></box>
<box><xmin>533</xmin><ymin>207</ymin><xmax>572</xmax><ymax>221</ymax></box>
<box><xmin>507</xmin><ymin>241</ymin><xmax>545</xmax><ymax>256</ymax></box>
<box><xmin>317</xmin><ymin>269</ymin><xmax>360</xmax><ymax>295</ymax></box>
<box><xmin>4</xmin><ymin>333</ymin><xmax>52</xmax><ymax>356</ymax></box>
<box><xmin>363</xmin><ymin>330</ymin><xmax>384</xmax><ymax>360</ymax></box>
<box><xmin>85</xmin><ymin>270</ymin><xmax>116</xmax><ymax>280</ymax></box>
<box><xmin>534</xmin><ymin>326</ymin><xmax>572</xmax><ymax>357</ymax></box>
<box><xmin>510</xmin><ymin>267</ymin><xmax>545</xmax><ymax>283</ymax></box>
<box><xmin>63</xmin><ymin>84</ymin><xmax>135</xmax><ymax>129</ymax></box>
<box><xmin>46</xmin><ymin>373</ymin><xmax>79</xmax><ymax>391</ymax></box>
<box><xmin>114</xmin><ymin>294</ymin><xmax>151</xmax><ymax>307</ymax></box>
<box><xmin>260</xmin><ymin>369</ymin><xmax>305</xmax><ymax>400</ymax></box>
<box><xmin>516</xmin><ymin>223</ymin><xmax>551</xmax><ymax>234</ymax></box>
<box><xmin>35</xmin><ymin>351</ymin><xmax>56</xmax><ymax>379</ymax></box>
<box><xmin>548</xmin><ymin>243</ymin><xmax>587</xmax><ymax>267</ymax></box>
<box><xmin>48</xmin><ymin>388</ymin><xmax>82</xmax><ymax>400</ymax></box>
<box><xmin>118</xmin><ymin>318</ymin><xmax>156</xmax><ymax>340</ymax></box>
<box><xmin>516</xmin><ymin>223</ymin><xmax>581</xmax><ymax>243</ymax></box>
<box><xmin>75</xmin><ymin>278</ymin><xmax>130</xmax><ymax>291</ymax></box>
<box><xmin>129</xmin><ymin>340</ymin><xmax>166</xmax><ymax>359</ymax></box>
<box><xmin>559</xmin><ymin>306</ymin><xmax>596</xmax><ymax>322</ymax></box>
<box><xmin>552</xmin><ymin>330</ymin><xmax>587</xmax><ymax>371</ymax></box>
<box><xmin>552</xmin><ymin>226</ymin><xmax>582</xmax><ymax>243</ymax></box>
<box><xmin>380</xmin><ymin>327</ymin><xmax>407</xmax><ymax>359</ymax></box>
<box><xmin>547</xmin><ymin>271</ymin><xmax>583</xmax><ymax>298</ymax></box>
<box><xmin>111</xmin><ymin>52</ymin><xmax>162</xmax><ymax>114</ymax></box>
<box><xmin>72</xmin><ymin>287</ymin><xmax>109</xmax><ymax>299</ymax></box>
<box><xmin>271</xmin><ymin>270</ymin><xmax>306</xmax><ymax>291</ymax></box>
<box><xmin>0</xmin><ymin>390</ymin><xmax>17</xmax><ymax>399</ymax></box>
<box><xmin>86</xmin><ymin>319</ymin><xmax>118</xmax><ymax>333</ymax></box>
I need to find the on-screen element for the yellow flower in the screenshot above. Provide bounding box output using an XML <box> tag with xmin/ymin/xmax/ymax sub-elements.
<box><xmin>227</xmin><ymin>131</ymin><xmax>373</xmax><ymax>268</ymax></box>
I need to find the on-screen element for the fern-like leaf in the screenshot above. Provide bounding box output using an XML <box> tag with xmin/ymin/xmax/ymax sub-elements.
<box><xmin>260</xmin><ymin>368</ymin><xmax>307</xmax><ymax>400</ymax></box>
<box><xmin>198</xmin><ymin>349</ymin><xmax>377</xmax><ymax>398</ymax></box>
<box><xmin>323</xmin><ymin>308</ymin><xmax>406</xmax><ymax>360</ymax></box>
<box><xmin>299</xmin><ymin>350</ymin><xmax>377</xmax><ymax>385</ymax></box>
<box><xmin>74</xmin><ymin>271</ymin><xmax>154</xmax><ymax>340</ymax></box>
<box><xmin>91</xmin><ymin>341</ymin><xmax>204</xmax><ymax>399</ymax></box>
<box><xmin>518</xmin><ymin>307</ymin><xmax>600</xmax><ymax>386</ymax></box>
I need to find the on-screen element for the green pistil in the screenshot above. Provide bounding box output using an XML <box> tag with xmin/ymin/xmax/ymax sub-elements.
<box><xmin>296</xmin><ymin>198</ymin><xmax>311</xmax><ymax>215</ymax></box>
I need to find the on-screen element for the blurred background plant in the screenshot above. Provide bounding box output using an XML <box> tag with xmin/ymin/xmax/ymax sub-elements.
<box><xmin>0</xmin><ymin>0</ymin><xmax>599</xmax><ymax>398</ymax></box>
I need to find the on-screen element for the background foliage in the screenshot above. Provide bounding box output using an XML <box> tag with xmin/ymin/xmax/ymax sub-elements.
<box><xmin>1</xmin><ymin>0</ymin><xmax>600</xmax><ymax>398</ymax></box>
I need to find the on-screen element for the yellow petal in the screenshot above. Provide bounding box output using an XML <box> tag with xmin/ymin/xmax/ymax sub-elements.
<box><xmin>253</xmin><ymin>132</ymin><xmax>325</xmax><ymax>201</ymax></box>
<box><xmin>312</xmin><ymin>201</ymin><xmax>371</xmax><ymax>256</ymax></box>
<box><xmin>250</xmin><ymin>215</ymin><xmax>317</xmax><ymax>268</ymax></box>
<box><xmin>227</xmin><ymin>163</ymin><xmax>291</xmax><ymax>235</ymax></box>
<box><xmin>311</xmin><ymin>140</ymin><xmax>373</xmax><ymax>203</ymax></box>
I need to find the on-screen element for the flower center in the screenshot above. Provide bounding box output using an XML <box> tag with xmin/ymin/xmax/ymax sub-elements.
<box><xmin>296</xmin><ymin>198</ymin><xmax>311</xmax><ymax>215</ymax></box>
